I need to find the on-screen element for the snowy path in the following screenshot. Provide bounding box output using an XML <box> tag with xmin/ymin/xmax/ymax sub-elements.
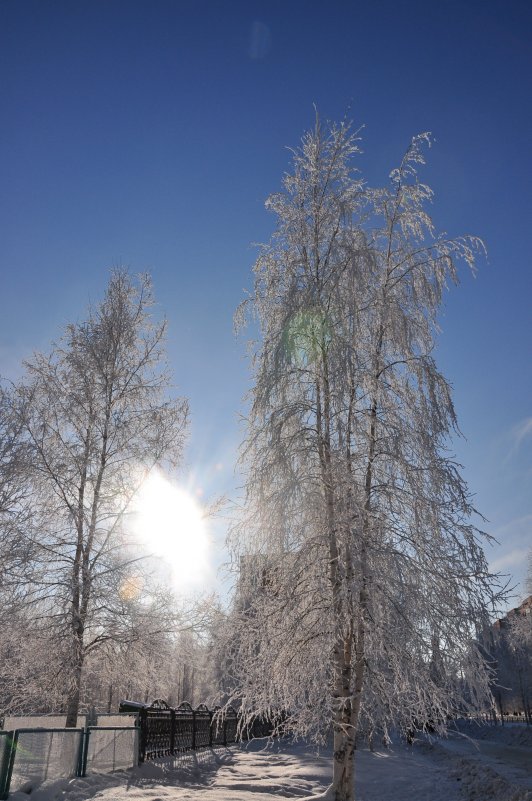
<box><xmin>436</xmin><ymin>730</ymin><xmax>532</xmax><ymax>791</ymax></box>
<box><xmin>12</xmin><ymin>739</ymin><xmax>476</xmax><ymax>801</ymax></box>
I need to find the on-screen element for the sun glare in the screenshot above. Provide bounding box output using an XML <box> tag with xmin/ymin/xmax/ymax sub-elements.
<box><xmin>130</xmin><ymin>468</ymin><xmax>210</xmax><ymax>592</ymax></box>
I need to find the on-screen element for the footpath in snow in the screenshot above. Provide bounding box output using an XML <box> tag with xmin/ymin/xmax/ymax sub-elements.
<box><xmin>8</xmin><ymin>729</ymin><xmax>532</xmax><ymax>801</ymax></box>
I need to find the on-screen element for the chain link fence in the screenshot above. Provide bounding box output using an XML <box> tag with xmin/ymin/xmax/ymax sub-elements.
<box><xmin>0</xmin><ymin>725</ymin><xmax>135</xmax><ymax>799</ymax></box>
<box><xmin>7</xmin><ymin>728</ymin><xmax>83</xmax><ymax>795</ymax></box>
<box><xmin>85</xmin><ymin>727</ymin><xmax>139</xmax><ymax>774</ymax></box>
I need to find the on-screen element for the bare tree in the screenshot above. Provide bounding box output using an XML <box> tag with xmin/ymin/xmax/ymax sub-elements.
<box><xmin>228</xmin><ymin>117</ymin><xmax>504</xmax><ymax>801</ymax></box>
<box><xmin>10</xmin><ymin>270</ymin><xmax>188</xmax><ymax>726</ymax></box>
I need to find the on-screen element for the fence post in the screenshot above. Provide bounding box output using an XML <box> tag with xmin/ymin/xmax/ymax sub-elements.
<box><xmin>191</xmin><ymin>709</ymin><xmax>196</xmax><ymax>750</ymax></box>
<box><xmin>1</xmin><ymin>731</ymin><xmax>18</xmax><ymax>801</ymax></box>
<box><xmin>77</xmin><ymin>728</ymin><xmax>91</xmax><ymax>777</ymax></box>
<box><xmin>138</xmin><ymin>709</ymin><xmax>147</xmax><ymax>764</ymax></box>
<box><xmin>209</xmin><ymin>710</ymin><xmax>213</xmax><ymax>747</ymax></box>
<box><xmin>170</xmin><ymin>708</ymin><xmax>176</xmax><ymax>756</ymax></box>
<box><xmin>0</xmin><ymin>733</ymin><xmax>14</xmax><ymax>800</ymax></box>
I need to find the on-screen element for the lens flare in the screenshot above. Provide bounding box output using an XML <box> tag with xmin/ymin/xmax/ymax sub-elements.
<box><xmin>119</xmin><ymin>574</ymin><xmax>144</xmax><ymax>602</ymax></box>
<box><xmin>283</xmin><ymin>307</ymin><xmax>332</xmax><ymax>367</ymax></box>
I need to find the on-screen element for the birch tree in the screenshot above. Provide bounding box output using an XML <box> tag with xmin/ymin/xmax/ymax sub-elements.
<box><xmin>228</xmin><ymin>118</ymin><xmax>504</xmax><ymax>801</ymax></box>
<box><xmin>10</xmin><ymin>270</ymin><xmax>188</xmax><ymax>726</ymax></box>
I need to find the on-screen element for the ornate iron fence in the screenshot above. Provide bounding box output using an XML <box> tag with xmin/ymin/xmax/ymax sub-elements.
<box><xmin>194</xmin><ymin>704</ymin><xmax>211</xmax><ymax>748</ymax></box>
<box><xmin>120</xmin><ymin>698</ymin><xmax>273</xmax><ymax>762</ymax></box>
<box><xmin>133</xmin><ymin>699</ymin><xmax>242</xmax><ymax>761</ymax></box>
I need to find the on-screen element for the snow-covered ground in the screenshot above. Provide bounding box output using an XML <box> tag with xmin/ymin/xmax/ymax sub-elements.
<box><xmin>8</xmin><ymin>727</ymin><xmax>532</xmax><ymax>801</ymax></box>
<box><xmin>437</xmin><ymin>724</ymin><xmax>532</xmax><ymax>788</ymax></box>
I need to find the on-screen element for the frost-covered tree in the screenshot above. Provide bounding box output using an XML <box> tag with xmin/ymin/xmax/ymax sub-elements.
<box><xmin>506</xmin><ymin>567</ymin><xmax>532</xmax><ymax>723</ymax></box>
<box><xmin>0</xmin><ymin>384</ymin><xmax>34</xmax><ymax>603</ymax></box>
<box><xmin>507</xmin><ymin>554</ymin><xmax>532</xmax><ymax>721</ymax></box>
<box><xmin>9</xmin><ymin>270</ymin><xmax>188</xmax><ymax>726</ymax></box>
<box><xmin>0</xmin><ymin>605</ymin><xmax>69</xmax><ymax>718</ymax></box>
<box><xmin>507</xmin><ymin>620</ymin><xmax>532</xmax><ymax>723</ymax></box>
<box><xmin>228</xmin><ymin>117</ymin><xmax>504</xmax><ymax>801</ymax></box>
<box><xmin>483</xmin><ymin>599</ymin><xmax>532</xmax><ymax>724</ymax></box>
<box><xmin>81</xmin><ymin>612</ymin><xmax>212</xmax><ymax>710</ymax></box>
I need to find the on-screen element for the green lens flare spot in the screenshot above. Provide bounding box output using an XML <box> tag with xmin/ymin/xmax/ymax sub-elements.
<box><xmin>283</xmin><ymin>308</ymin><xmax>332</xmax><ymax>367</ymax></box>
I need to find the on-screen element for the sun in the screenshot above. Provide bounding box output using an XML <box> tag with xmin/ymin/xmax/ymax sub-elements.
<box><xmin>129</xmin><ymin>468</ymin><xmax>210</xmax><ymax>592</ymax></box>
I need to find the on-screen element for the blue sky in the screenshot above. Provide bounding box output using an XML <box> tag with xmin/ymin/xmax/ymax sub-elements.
<box><xmin>1</xmin><ymin>0</ymin><xmax>531</xmax><ymax>607</ymax></box>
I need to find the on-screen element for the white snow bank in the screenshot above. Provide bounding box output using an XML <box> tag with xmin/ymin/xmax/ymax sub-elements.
<box><xmin>419</xmin><ymin>734</ymin><xmax>532</xmax><ymax>801</ymax></box>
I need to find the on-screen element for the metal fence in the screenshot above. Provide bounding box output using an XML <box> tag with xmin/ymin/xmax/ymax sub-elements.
<box><xmin>0</xmin><ymin>734</ymin><xmax>12</xmax><ymax>799</ymax></box>
<box><xmin>136</xmin><ymin>700</ymin><xmax>241</xmax><ymax>761</ymax></box>
<box><xmin>85</xmin><ymin>727</ymin><xmax>138</xmax><ymax>774</ymax></box>
<box><xmin>467</xmin><ymin>712</ymin><xmax>530</xmax><ymax>726</ymax></box>
<box><xmin>0</xmin><ymin>701</ymin><xmax>274</xmax><ymax>797</ymax></box>
<box><xmin>123</xmin><ymin>699</ymin><xmax>273</xmax><ymax>762</ymax></box>
<box><xmin>8</xmin><ymin>728</ymin><xmax>83</xmax><ymax>794</ymax></box>
<box><xmin>0</xmin><ymin>725</ymin><xmax>136</xmax><ymax>800</ymax></box>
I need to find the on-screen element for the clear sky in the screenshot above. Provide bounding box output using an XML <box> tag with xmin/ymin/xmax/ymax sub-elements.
<box><xmin>1</xmin><ymin>0</ymin><xmax>531</xmax><ymax>607</ymax></box>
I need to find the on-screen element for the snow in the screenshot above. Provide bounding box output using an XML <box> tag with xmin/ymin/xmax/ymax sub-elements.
<box><xmin>6</xmin><ymin>729</ymin><xmax>532</xmax><ymax>801</ymax></box>
<box><xmin>430</xmin><ymin>720</ymin><xmax>532</xmax><ymax>796</ymax></box>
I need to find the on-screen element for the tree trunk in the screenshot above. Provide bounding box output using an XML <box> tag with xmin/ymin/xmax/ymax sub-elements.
<box><xmin>332</xmin><ymin>713</ymin><xmax>356</xmax><ymax>801</ymax></box>
<box><xmin>65</xmin><ymin>645</ymin><xmax>84</xmax><ymax>727</ymax></box>
<box><xmin>316</xmin><ymin>375</ymin><xmax>356</xmax><ymax>801</ymax></box>
<box><xmin>497</xmin><ymin>691</ymin><xmax>504</xmax><ymax>724</ymax></box>
<box><xmin>66</xmin><ymin>611</ymin><xmax>85</xmax><ymax>728</ymax></box>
